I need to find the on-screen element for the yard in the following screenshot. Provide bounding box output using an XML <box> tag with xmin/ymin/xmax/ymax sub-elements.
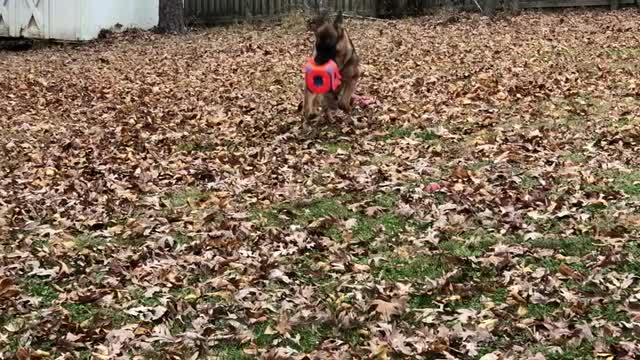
<box><xmin>1</xmin><ymin>8</ymin><xmax>640</xmax><ymax>360</ymax></box>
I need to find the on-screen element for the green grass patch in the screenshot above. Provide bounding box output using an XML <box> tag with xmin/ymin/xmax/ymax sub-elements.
<box><xmin>375</xmin><ymin>255</ymin><xmax>446</xmax><ymax>282</ymax></box>
<box><xmin>415</xmin><ymin>130</ymin><xmax>440</xmax><ymax>142</ymax></box>
<box><xmin>382</xmin><ymin>126</ymin><xmax>440</xmax><ymax>142</ymax></box>
<box><xmin>604</xmin><ymin>46</ymin><xmax>640</xmax><ymax>59</ymax></box>
<box><xmin>559</xmin><ymin>152</ymin><xmax>589</xmax><ymax>164</ymax></box>
<box><xmin>173</xmin><ymin>232</ymin><xmax>195</xmax><ymax>246</ymax></box>
<box><xmin>289</xmin><ymin>255</ymin><xmax>335</xmax><ymax>285</ymax></box>
<box><xmin>613</xmin><ymin>171</ymin><xmax>640</xmax><ymax>197</ymax></box>
<box><xmin>526</xmin><ymin>235</ymin><xmax>596</xmax><ymax>257</ymax></box>
<box><xmin>527</xmin><ymin>304</ymin><xmax>560</xmax><ymax>319</ymax></box>
<box><xmin>129</xmin><ymin>287</ymin><xmax>164</xmax><ymax>306</ymax></box>
<box><xmin>18</xmin><ymin>277</ymin><xmax>59</xmax><ymax>307</ymax></box>
<box><xmin>325</xmin><ymin>141</ymin><xmax>352</xmax><ymax>154</ymax></box>
<box><xmin>439</xmin><ymin>239</ymin><xmax>495</xmax><ymax>258</ymax></box>
<box><xmin>62</xmin><ymin>303</ymin><xmax>132</xmax><ymax>329</ymax></box>
<box><xmin>210</xmin><ymin>346</ymin><xmax>252</xmax><ymax>360</ymax></box>
<box><xmin>410</xmin><ymin>293</ymin><xmax>437</xmax><ymax>309</ymax></box>
<box><xmin>439</xmin><ymin>230</ymin><xmax>497</xmax><ymax>258</ymax></box>
<box><xmin>64</xmin><ymin>303</ymin><xmax>100</xmax><ymax>324</ymax></box>
<box><xmin>288</xmin><ymin>324</ymin><xmax>332</xmax><ymax>352</ymax></box>
<box><xmin>170</xmin><ymin>315</ymin><xmax>194</xmax><ymax>335</ymax></box>
<box><xmin>515</xmin><ymin>174</ymin><xmax>540</xmax><ymax>190</ymax></box>
<box><xmin>529</xmin><ymin>343</ymin><xmax>595</xmax><ymax>360</ymax></box>
<box><xmin>467</xmin><ymin>160</ymin><xmax>493</xmax><ymax>171</ymax></box>
<box><xmin>373</xmin><ymin>193</ymin><xmax>399</xmax><ymax>208</ymax></box>
<box><xmin>352</xmin><ymin>213</ymin><xmax>406</xmax><ymax>243</ymax></box>
<box><xmin>254</xmin><ymin>195</ymin><xmax>410</xmax><ymax>244</ymax></box>
<box><xmin>29</xmin><ymin>238</ymin><xmax>50</xmax><ymax>251</ymax></box>
<box><xmin>254</xmin><ymin>320</ymin><xmax>277</xmax><ymax>347</ymax></box>
<box><xmin>4</xmin><ymin>336</ymin><xmax>22</xmax><ymax>353</ymax></box>
<box><xmin>589</xmin><ymin>303</ymin><xmax>628</xmax><ymax>323</ymax></box>
<box><xmin>523</xmin><ymin>257</ymin><xmax>588</xmax><ymax>275</ymax></box>
<box><xmin>165</xmin><ymin>189</ymin><xmax>209</xmax><ymax>208</ymax></box>
<box><xmin>383</xmin><ymin>126</ymin><xmax>413</xmax><ymax>141</ymax></box>
<box><xmin>490</xmin><ymin>288</ymin><xmax>509</xmax><ymax>303</ymax></box>
<box><xmin>72</xmin><ymin>234</ymin><xmax>107</xmax><ymax>250</ymax></box>
<box><xmin>178</xmin><ymin>140</ymin><xmax>215</xmax><ymax>153</ymax></box>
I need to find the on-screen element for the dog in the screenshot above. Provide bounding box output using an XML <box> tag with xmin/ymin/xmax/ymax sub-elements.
<box><xmin>302</xmin><ymin>11</ymin><xmax>360</xmax><ymax>127</ymax></box>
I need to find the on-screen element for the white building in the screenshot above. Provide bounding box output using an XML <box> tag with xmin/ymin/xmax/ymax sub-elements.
<box><xmin>0</xmin><ymin>0</ymin><xmax>159</xmax><ymax>41</ymax></box>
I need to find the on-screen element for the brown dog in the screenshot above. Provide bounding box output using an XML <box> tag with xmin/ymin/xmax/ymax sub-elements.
<box><xmin>302</xmin><ymin>11</ymin><xmax>360</xmax><ymax>127</ymax></box>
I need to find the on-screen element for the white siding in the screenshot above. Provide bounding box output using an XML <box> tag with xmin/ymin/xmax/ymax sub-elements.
<box><xmin>81</xmin><ymin>0</ymin><xmax>159</xmax><ymax>41</ymax></box>
<box><xmin>49</xmin><ymin>0</ymin><xmax>82</xmax><ymax>41</ymax></box>
<box><xmin>1</xmin><ymin>0</ymin><xmax>158</xmax><ymax>41</ymax></box>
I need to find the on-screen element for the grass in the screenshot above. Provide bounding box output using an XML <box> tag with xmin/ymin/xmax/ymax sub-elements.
<box><xmin>72</xmin><ymin>234</ymin><xmax>107</xmax><ymax>250</ymax></box>
<box><xmin>527</xmin><ymin>304</ymin><xmax>560</xmax><ymax>320</ymax></box>
<box><xmin>439</xmin><ymin>238</ymin><xmax>496</xmax><ymax>258</ymax></box>
<box><xmin>288</xmin><ymin>324</ymin><xmax>332</xmax><ymax>352</ymax></box>
<box><xmin>165</xmin><ymin>189</ymin><xmax>210</xmax><ymax>208</ymax></box>
<box><xmin>5</xmin><ymin>12</ymin><xmax>640</xmax><ymax>360</ymax></box>
<box><xmin>515</xmin><ymin>174</ymin><xmax>540</xmax><ymax>190</ymax></box>
<box><xmin>19</xmin><ymin>276</ymin><xmax>59</xmax><ymax>307</ymax></box>
<box><xmin>490</xmin><ymin>288</ymin><xmax>509</xmax><ymax>303</ymax></box>
<box><xmin>173</xmin><ymin>232</ymin><xmax>195</xmax><ymax>246</ymax></box>
<box><xmin>178</xmin><ymin>140</ymin><xmax>215</xmax><ymax>153</ymax></box>
<box><xmin>613</xmin><ymin>171</ymin><xmax>640</xmax><ymax>197</ymax></box>
<box><xmin>254</xmin><ymin>320</ymin><xmax>276</xmax><ymax>347</ymax></box>
<box><xmin>325</xmin><ymin>141</ymin><xmax>352</xmax><ymax>154</ymax></box>
<box><xmin>604</xmin><ymin>46</ymin><xmax>640</xmax><ymax>59</ymax></box>
<box><xmin>522</xmin><ymin>256</ymin><xmax>588</xmax><ymax>275</ymax></box>
<box><xmin>589</xmin><ymin>303</ymin><xmax>628</xmax><ymax>323</ymax></box>
<box><xmin>375</xmin><ymin>255</ymin><xmax>446</xmax><ymax>282</ymax></box>
<box><xmin>526</xmin><ymin>235</ymin><xmax>596</xmax><ymax>257</ymax></box>
<box><xmin>211</xmin><ymin>346</ymin><xmax>253</xmax><ymax>360</ymax></box>
<box><xmin>382</xmin><ymin>126</ymin><xmax>440</xmax><ymax>142</ymax></box>
<box><xmin>528</xmin><ymin>345</ymin><xmax>594</xmax><ymax>360</ymax></box>
<box><xmin>63</xmin><ymin>303</ymin><xmax>132</xmax><ymax>328</ymax></box>
<box><xmin>170</xmin><ymin>315</ymin><xmax>194</xmax><ymax>335</ymax></box>
<box><xmin>254</xmin><ymin>195</ymin><xmax>409</xmax><ymax>244</ymax></box>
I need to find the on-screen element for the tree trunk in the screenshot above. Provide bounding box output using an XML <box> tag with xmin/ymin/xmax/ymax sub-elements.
<box><xmin>158</xmin><ymin>0</ymin><xmax>185</xmax><ymax>34</ymax></box>
<box><xmin>483</xmin><ymin>0</ymin><xmax>497</xmax><ymax>16</ymax></box>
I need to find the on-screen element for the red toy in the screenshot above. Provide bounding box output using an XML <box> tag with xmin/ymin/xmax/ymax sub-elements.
<box><xmin>303</xmin><ymin>58</ymin><xmax>342</xmax><ymax>94</ymax></box>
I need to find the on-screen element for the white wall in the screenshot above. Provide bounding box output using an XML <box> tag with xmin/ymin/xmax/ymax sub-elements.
<box><xmin>49</xmin><ymin>0</ymin><xmax>82</xmax><ymax>41</ymax></box>
<box><xmin>2</xmin><ymin>0</ymin><xmax>158</xmax><ymax>41</ymax></box>
<box><xmin>80</xmin><ymin>0</ymin><xmax>158</xmax><ymax>41</ymax></box>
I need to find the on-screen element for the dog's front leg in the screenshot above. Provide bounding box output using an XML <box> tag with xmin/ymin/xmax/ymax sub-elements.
<box><xmin>302</xmin><ymin>88</ymin><xmax>317</xmax><ymax>128</ymax></box>
<box><xmin>338</xmin><ymin>68</ymin><xmax>360</xmax><ymax>115</ymax></box>
<box><xmin>338</xmin><ymin>81</ymin><xmax>357</xmax><ymax>115</ymax></box>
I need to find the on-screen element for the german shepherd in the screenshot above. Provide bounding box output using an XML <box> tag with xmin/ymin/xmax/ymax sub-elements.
<box><xmin>302</xmin><ymin>11</ymin><xmax>360</xmax><ymax>126</ymax></box>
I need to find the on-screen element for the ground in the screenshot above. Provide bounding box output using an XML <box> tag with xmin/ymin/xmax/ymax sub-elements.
<box><xmin>1</xmin><ymin>8</ymin><xmax>640</xmax><ymax>360</ymax></box>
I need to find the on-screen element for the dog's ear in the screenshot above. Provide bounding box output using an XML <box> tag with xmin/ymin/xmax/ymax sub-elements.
<box><xmin>307</xmin><ymin>11</ymin><xmax>329</xmax><ymax>32</ymax></box>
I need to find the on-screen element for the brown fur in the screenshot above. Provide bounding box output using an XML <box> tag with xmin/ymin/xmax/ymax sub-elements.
<box><xmin>302</xmin><ymin>12</ymin><xmax>360</xmax><ymax>127</ymax></box>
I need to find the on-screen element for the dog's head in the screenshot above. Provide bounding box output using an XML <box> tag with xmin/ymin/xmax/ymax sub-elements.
<box><xmin>311</xmin><ymin>11</ymin><xmax>345</xmax><ymax>65</ymax></box>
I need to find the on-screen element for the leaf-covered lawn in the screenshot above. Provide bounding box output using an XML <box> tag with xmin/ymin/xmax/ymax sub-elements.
<box><xmin>2</xmin><ymin>9</ymin><xmax>640</xmax><ymax>360</ymax></box>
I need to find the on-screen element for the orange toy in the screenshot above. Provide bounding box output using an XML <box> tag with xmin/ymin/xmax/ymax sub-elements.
<box><xmin>303</xmin><ymin>58</ymin><xmax>342</xmax><ymax>94</ymax></box>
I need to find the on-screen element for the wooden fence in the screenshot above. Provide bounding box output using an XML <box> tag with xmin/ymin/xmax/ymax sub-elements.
<box><xmin>184</xmin><ymin>0</ymin><xmax>636</xmax><ymax>24</ymax></box>
<box><xmin>184</xmin><ymin>0</ymin><xmax>378</xmax><ymax>23</ymax></box>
